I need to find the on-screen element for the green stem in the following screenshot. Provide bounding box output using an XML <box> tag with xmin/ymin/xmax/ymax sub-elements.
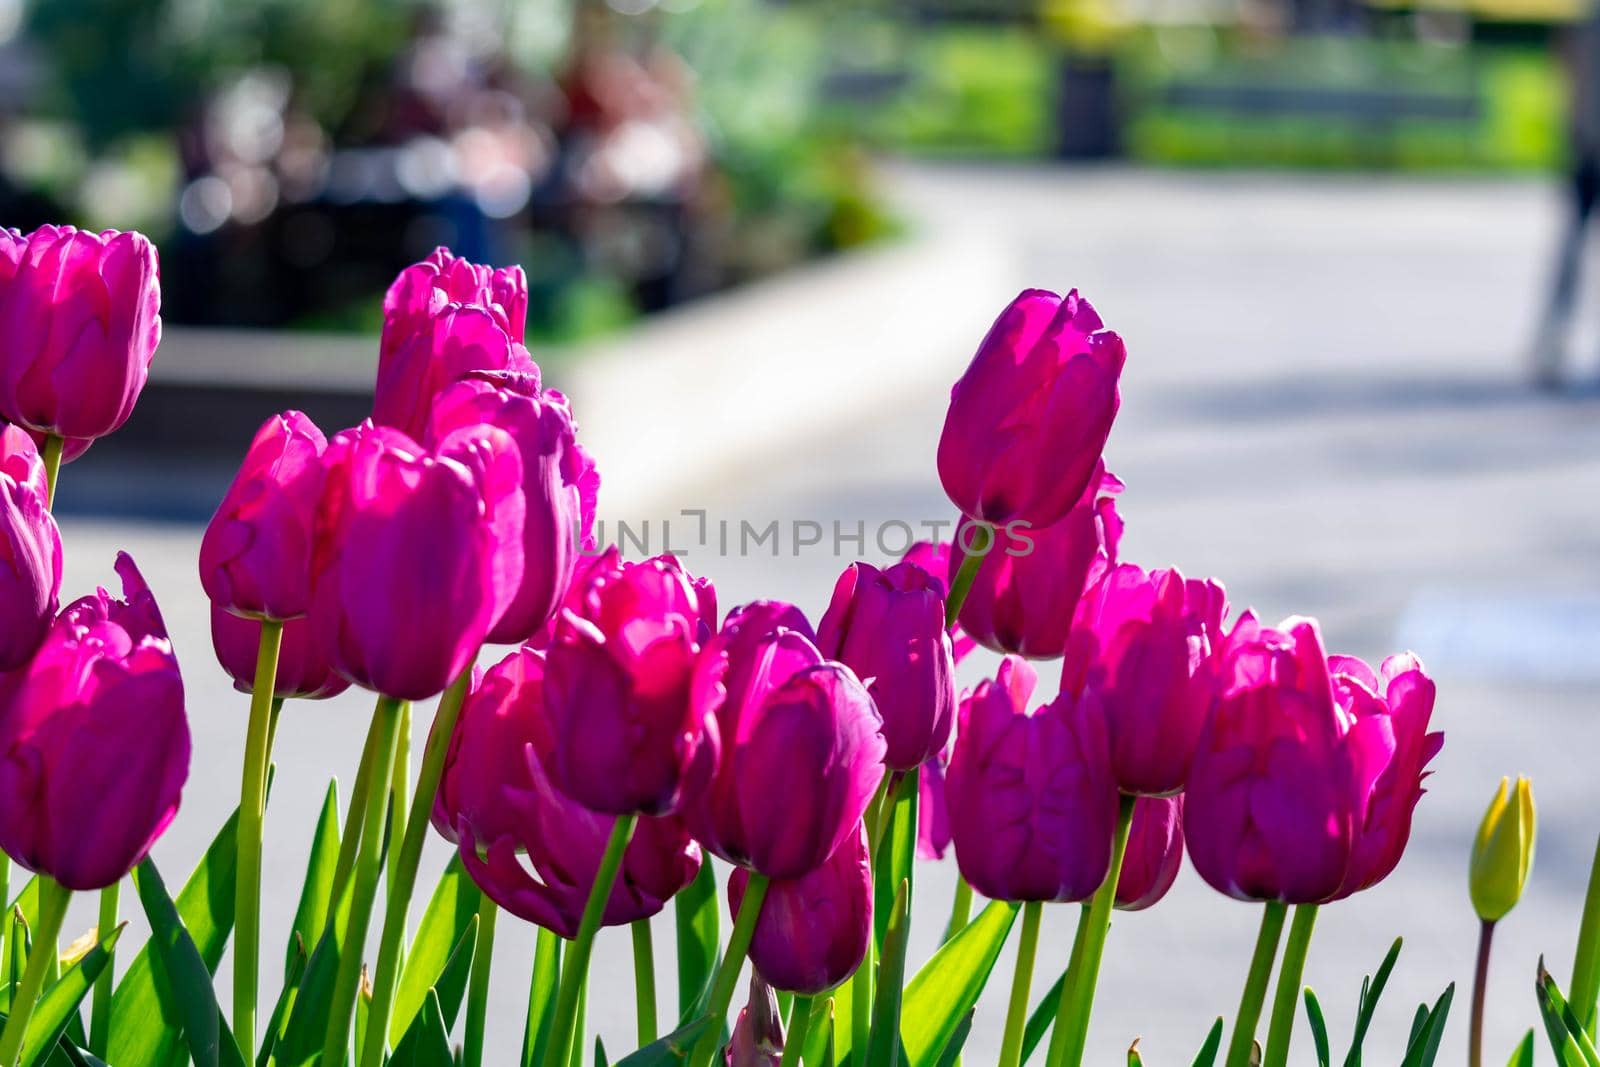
<box><xmin>945</xmin><ymin>879</ymin><xmax>974</xmax><ymax>943</ymax></box>
<box><xmin>360</xmin><ymin>670</ymin><xmax>473</xmax><ymax>1067</ymax></box>
<box><xmin>632</xmin><ymin>918</ymin><xmax>657</xmax><ymax>1045</ymax></box>
<box><xmin>543</xmin><ymin>814</ymin><xmax>639</xmax><ymax>1067</ymax></box>
<box><xmin>331</xmin><ymin>697</ymin><xmax>388</xmax><ymax>908</ymax></box>
<box><xmin>779</xmin><ymin>997</ymin><xmax>815</xmax><ymax>1067</ymax></box>
<box><xmin>1262</xmin><ymin>905</ymin><xmax>1318</xmax><ymax>1067</ymax></box>
<box><xmin>0</xmin><ymin>876</ymin><xmax>69</xmax><ymax>1067</ymax></box>
<box><xmin>568</xmin><ymin>974</ymin><xmax>589</xmax><ymax>1067</ymax></box>
<box><xmin>265</xmin><ymin>696</ymin><xmax>285</xmax><ymax>762</ymax></box>
<box><xmin>89</xmin><ymin>879</ymin><xmax>119</xmax><ymax>1055</ymax></box>
<box><xmin>997</xmin><ymin>901</ymin><xmax>1043</xmax><ymax>1067</ymax></box>
<box><xmin>853</xmin><ymin>935</ymin><xmax>874</xmax><ymax>1067</ymax></box>
<box><xmin>1046</xmin><ymin>795</ymin><xmax>1135</xmax><ymax>1067</ymax></box>
<box><xmin>1223</xmin><ymin>901</ymin><xmax>1289</xmax><ymax>1067</ymax></box>
<box><xmin>1470</xmin><ymin>919</ymin><xmax>1495</xmax><ymax>1067</ymax></box>
<box><xmin>464</xmin><ymin>897</ymin><xmax>498</xmax><ymax>1067</ymax></box>
<box><xmin>386</xmin><ymin>703</ymin><xmax>412</xmax><ymax>896</ymax></box>
<box><xmin>945</xmin><ymin>523</ymin><xmax>992</xmax><ymax>627</ymax></box>
<box><xmin>688</xmin><ymin>872</ymin><xmax>771</xmax><ymax>1067</ymax></box>
<box><xmin>39</xmin><ymin>434</ymin><xmax>63</xmax><ymax>510</ymax></box>
<box><xmin>522</xmin><ymin>929</ymin><xmax>562</xmax><ymax>1067</ymax></box>
<box><xmin>1572</xmin><ymin>836</ymin><xmax>1600</xmax><ymax>1037</ymax></box>
<box><xmin>320</xmin><ymin>695</ymin><xmax>404</xmax><ymax>1067</ymax></box>
<box><xmin>234</xmin><ymin>617</ymin><xmax>283</xmax><ymax>1065</ymax></box>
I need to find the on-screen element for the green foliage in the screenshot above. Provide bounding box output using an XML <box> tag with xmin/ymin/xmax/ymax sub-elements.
<box><xmin>1189</xmin><ymin>1018</ymin><xmax>1225</xmax><ymax>1067</ymax></box>
<box><xmin>898</xmin><ymin>900</ymin><xmax>1020</xmax><ymax>1067</ymax></box>
<box><xmin>674</xmin><ymin>862</ymin><xmax>719</xmax><ymax>1028</ymax></box>
<box><xmin>285</xmin><ymin>782</ymin><xmax>340</xmax><ymax>984</ymax></box>
<box><xmin>389</xmin><ymin>990</ymin><xmax>451</xmax><ymax>1067</ymax></box>
<box><xmin>19</xmin><ymin>925</ymin><xmax>122</xmax><ymax>1067</ymax></box>
<box><xmin>390</xmin><ymin>856</ymin><xmax>480</xmax><ymax>1044</ymax></box>
<box><xmin>610</xmin><ymin>1018</ymin><xmax>713</xmax><ymax>1066</ymax></box>
<box><xmin>1398</xmin><ymin>984</ymin><xmax>1454</xmax><ymax>1067</ymax></box>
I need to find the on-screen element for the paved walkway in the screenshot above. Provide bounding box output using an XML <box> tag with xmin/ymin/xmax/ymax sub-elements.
<box><xmin>52</xmin><ymin>164</ymin><xmax>1600</xmax><ymax>1064</ymax></box>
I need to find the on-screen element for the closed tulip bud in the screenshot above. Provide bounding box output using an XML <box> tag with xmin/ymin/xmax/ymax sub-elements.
<box><xmin>0</xmin><ymin>426</ymin><xmax>61</xmax><ymax>669</ymax></box>
<box><xmin>441</xmin><ymin>647</ymin><xmax>701</xmax><ymax>936</ymax></box>
<box><xmin>955</xmin><ymin>464</ymin><xmax>1122</xmax><ymax>659</ymax></box>
<box><xmin>310</xmin><ymin>421</ymin><xmax>525</xmax><ymax>701</ymax></box>
<box><xmin>543</xmin><ymin>551</ymin><xmax>719</xmax><ymax>816</ymax></box>
<box><xmin>1331</xmin><ymin>653</ymin><xmax>1443</xmax><ymax>900</ymax></box>
<box><xmin>687</xmin><ymin>602</ymin><xmax>886</xmax><ymax>880</ymax></box>
<box><xmin>1116</xmin><ymin>795</ymin><xmax>1184</xmax><ymax>911</ymax></box>
<box><xmin>725</xmin><ymin>975</ymin><xmax>784</xmax><ymax>1067</ymax></box>
<box><xmin>0</xmin><ymin>226</ymin><xmax>161</xmax><ymax>446</ymax></box>
<box><xmin>426</xmin><ymin>374</ymin><xmax>593</xmax><ymax>643</ymax></box>
<box><xmin>1064</xmin><ymin>563</ymin><xmax>1228</xmax><ymax>796</ymax></box>
<box><xmin>818</xmin><ymin>560</ymin><xmax>955</xmax><ymax>770</ymax></box>
<box><xmin>199</xmin><ymin>411</ymin><xmax>329</xmax><ymax>620</ymax></box>
<box><xmin>373</xmin><ymin>249</ymin><xmax>534</xmax><ymax>439</ymax></box>
<box><xmin>938</xmin><ymin>289</ymin><xmax>1125</xmax><ymax>528</ymax></box>
<box><xmin>946</xmin><ymin>656</ymin><xmax>1118</xmax><ymax>903</ymax></box>
<box><xmin>731</xmin><ymin>825</ymin><xmax>872</xmax><ymax>995</ymax></box>
<box><xmin>918</xmin><ymin>748</ymin><xmax>952</xmax><ymax>861</ymax></box>
<box><xmin>1470</xmin><ymin>776</ymin><xmax>1534</xmax><ymax>922</ymax></box>
<box><xmin>0</xmin><ymin>554</ymin><xmax>189</xmax><ymax>891</ymax></box>
<box><xmin>210</xmin><ymin>604</ymin><xmax>349</xmax><ymax>700</ymax></box>
<box><xmin>901</xmin><ymin>540</ymin><xmax>976</xmax><ymax>663</ymax></box>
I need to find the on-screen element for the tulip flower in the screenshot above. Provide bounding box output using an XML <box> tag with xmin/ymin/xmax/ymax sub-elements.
<box><xmin>954</xmin><ymin>464</ymin><xmax>1122</xmax><ymax>659</ymax></box>
<box><xmin>937</xmin><ymin>289</ymin><xmax>1125</xmax><ymax>529</ymax></box>
<box><xmin>918</xmin><ymin>749</ymin><xmax>952</xmax><ymax>861</ymax></box>
<box><xmin>210</xmin><ymin>605</ymin><xmax>349</xmax><ymax>699</ymax></box>
<box><xmin>0</xmin><ymin>226</ymin><xmax>162</xmax><ymax>451</ymax></box>
<box><xmin>818</xmin><ymin>559</ymin><xmax>955</xmax><ymax>770</ymax></box>
<box><xmin>1116</xmin><ymin>795</ymin><xmax>1184</xmax><ymax>911</ymax></box>
<box><xmin>946</xmin><ymin>656</ymin><xmax>1117</xmax><ymax>903</ymax></box>
<box><xmin>686</xmin><ymin>602</ymin><xmax>885</xmax><ymax>880</ymax></box>
<box><xmin>310</xmin><ymin>421</ymin><xmax>525</xmax><ymax>701</ymax></box>
<box><xmin>426</xmin><ymin>373</ymin><xmax>592</xmax><ymax>644</ymax></box>
<box><xmin>1470</xmin><ymin>775</ymin><xmax>1534</xmax><ymax>923</ymax></box>
<box><xmin>373</xmin><ymin>249</ymin><xmax>534</xmax><ymax>439</ymax></box>
<box><xmin>1063</xmin><ymin>563</ymin><xmax>1228</xmax><ymax>796</ymax></box>
<box><xmin>0</xmin><ymin>553</ymin><xmax>188</xmax><ymax>891</ymax></box>
<box><xmin>730</xmin><ymin>825</ymin><xmax>872</xmax><ymax>995</ymax></box>
<box><xmin>902</xmin><ymin>539</ymin><xmax>977</xmax><ymax>663</ymax></box>
<box><xmin>200</xmin><ymin>411</ymin><xmax>329</xmax><ymax>621</ymax></box>
<box><xmin>543</xmin><ymin>551</ymin><xmax>719</xmax><ymax>816</ymax></box>
<box><xmin>0</xmin><ymin>426</ymin><xmax>61</xmax><ymax>670</ymax></box>
<box><xmin>1330</xmin><ymin>654</ymin><xmax>1443</xmax><ymax>899</ymax></box>
<box><xmin>724</xmin><ymin>975</ymin><xmax>784</xmax><ymax>1067</ymax></box>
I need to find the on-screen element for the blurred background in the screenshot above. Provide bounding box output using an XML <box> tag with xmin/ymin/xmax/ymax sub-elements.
<box><xmin>10</xmin><ymin>0</ymin><xmax>1600</xmax><ymax>1063</ymax></box>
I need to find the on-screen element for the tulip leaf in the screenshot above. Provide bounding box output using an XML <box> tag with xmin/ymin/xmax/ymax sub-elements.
<box><xmin>932</xmin><ymin>1011</ymin><xmax>973</xmax><ymax>1067</ymax></box>
<box><xmin>1508</xmin><ymin>1029</ymin><xmax>1536</xmax><ymax>1067</ymax></box>
<box><xmin>390</xmin><ymin>855</ymin><xmax>479</xmax><ymax>1044</ymax></box>
<box><xmin>131</xmin><ymin>859</ymin><xmax>223</xmax><ymax>1067</ymax></box>
<box><xmin>802</xmin><ymin>998</ymin><xmax>835</xmax><ymax>1067</ymax></box>
<box><xmin>286</xmin><ymin>782</ymin><xmax>340</xmax><ymax>984</ymax></box>
<box><xmin>674</xmin><ymin>862</ymin><xmax>718</xmax><ymax>1027</ymax></box>
<box><xmin>595</xmin><ymin>1037</ymin><xmax>609</xmax><ymax>1067</ymax></box>
<box><xmin>898</xmin><ymin>899</ymin><xmax>1020</xmax><ymax>1067</ymax></box>
<box><xmin>389</xmin><ymin>989</ymin><xmax>451</xmax><ymax>1067</ymax></box>
<box><xmin>866</xmin><ymin>879</ymin><xmax>910</xmax><ymax>1067</ymax></box>
<box><xmin>610</xmin><ymin>1017</ymin><xmax>713</xmax><ymax>1065</ymax></box>
<box><xmin>8</xmin><ymin>908</ymin><xmax>31</xmax><ymax>1012</ymax></box>
<box><xmin>874</xmin><ymin>773</ymin><xmax>919</xmax><ymax>948</ymax></box>
<box><xmin>1343</xmin><ymin>937</ymin><xmax>1402</xmax><ymax>1067</ymax></box>
<box><xmin>1020</xmin><ymin>968</ymin><xmax>1067</xmax><ymax>1065</ymax></box>
<box><xmin>1127</xmin><ymin>1039</ymin><xmax>1145</xmax><ymax>1067</ymax></box>
<box><xmin>1</xmin><ymin>878</ymin><xmax>40</xmax><ymax>994</ymax></box>
<box><xmin>108</xmin><ymin>809</ymin><xmax>239</xmax><ymax>1067</ymax></box>
<box><xmin>1304</xmin><ymin>988</ymin><xmax>1330</xmax><ymax>1067</ymax></box>
<box><xmin>1398</xmin><ymin>984</ymin><xmax>1454</xmax><ymax>1067</ymax></box>
<box><xmin>270</xmin><ymin>875</ymin><xmax>355</xmax><ymax>1067</ymax></box>
<box><xmin>18</xmin><ymin>923</ymin><xmax>123</xmax><ymax>1067</ymax></box>
<box><xmin>1536</xmin><ymin>963</ymin><xmax>1600</xmax><ymax>1067</ymax></box>
<box><xmin>1189</xmin><ymin>1018</ymin><xmax>1225</xmax><ymax>1067</ymax></box>
<box><xmin>257</xmin><ymin>937</ymin><xmax>308</xmax><ymax>1067</ymax></box>
<box><xmin>521</xmin><ymin>928</ymin><xmax>561</xmax><ymax>1067</ymax></box>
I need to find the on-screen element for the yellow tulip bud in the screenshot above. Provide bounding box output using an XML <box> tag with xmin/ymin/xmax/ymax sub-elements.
<box><xmin>1470</xmin><ymin>776</ymin><xmax>1535</xmax><ymax>922</ymax></box>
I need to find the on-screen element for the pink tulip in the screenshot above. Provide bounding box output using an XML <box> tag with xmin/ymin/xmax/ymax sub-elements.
<box><xmin>937</xmin><ymin>289</ymin><xmax>1124</xmax><ymax>528</ymax></box>
<box><xmin>954</xmin><ymin>463</ymin><xmax>1122</xmax><ymax>659</ymax></box>
<box><xmin>725</xmin><ymin>975</ymin><xmax>784</xmax><ymax>1067</ymax></box>
<box><xmin>731</xmin><ymin>824</ymin><xmax>872</xmax><ymax>995</ymax></box>
<box><xmin>901</xmin><ymin>540</ymin><xmax>976</xmax><ymax>663</ymax></box>
<box><xmin>1063</xmin><ymin>564</ymin><xmax>1228</xmax><ymax>796</ymax></box>
<box><xmin>200</xmin><ymin>411</ymin><xmax>329</xmax><ymax>621</ymax></box>
<box><xmin>0</xmin><ymin>427</ymin><xmax>61</xmax><ymax>670</ymax></box>
<box><xmin>0</xmin><ymin>554</ymin><xmax>189</xmax><ymax>891</ymax></box>
<box><xmin>946</xmin><ymin>656</ymin><xmax>1117</xmax><ymax>903</ymax></box>
<box><xmin>210</xmin><ymin>605</ymin><xmax>349</xmax><ymax>700</ymax></box>
<box><xmin>686</xmin><ymin>602</ymin><xmax>885</xmax><ymax>879</ymax></box>
<box><xmin>1115</xmin><ymin>795</ymin><xmax>1184</xmax><ymax>911</ymax></box>
<box><xmin>0</xmin><ymin>226</ymin><xmax>161</xmax><ymax>447</ymax></box>
<box><xmin>438</xmin><ymin>647</ymin><xmax>701</xmax><ymax>936</ymax></box>
<box><xmin>543</xmin><ymin>551</ymin><xmax>719</xmax><ymax>816</ymax></box>
<box><xmin>917</xmin><ymin>748</ymin><xmax>952</xmax><ymax>861</ymax></box>
<box><xmin>310</xmin><ymin>421</ymin><xmax>524</xmax><ymax>701</ymax></box>
<box><xmin>818</xmin><ymin>560</ymin><xmax>955</xmax><ymax>770</ymax></box>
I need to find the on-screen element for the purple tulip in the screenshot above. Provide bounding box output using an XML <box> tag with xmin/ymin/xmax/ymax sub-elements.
<box><xmin>946</xmin><ymin>656</ymin><xmax>1117</xmax><ymax>903</ymax></box>
<box><xmin>730</xmin><ymin>824</ymin><xmax>871</xmax><ymax>995</ymax></box>
<box><xmin>1115</xmin><ymin>795</ymin><xmax>1184</xmax><ymax>912</ymax></box>
<box><xmin>0</xmin><ymin>554</ymin><xmax>189</xmax><ymax>891</ymax></box>
<box><xmin>818</xmin><ymin>560</ymin><xmax>955</xmax><ymax>770</ymax></box>
<box><xmin>373</xmin><ymin>249</ymin><xmax>535</xmax><ymax>439</ymax></box>
<box><xmin>0</xmin><ymin>226</ymin><xmax>161</xmax><ymax>447</ymax></box>
<box><xmin>543</xmin><ymin>551</ymin><xmax>719</xmax><ymax>816</ymax></box>
<box><xmin>725</xmin><ymin>975</ymin><xmax>784</xmax><ymax>1067</ymax></box>
<box><xmin>1184</xmin><ymin>615</ymin><xmax>1370</xmax><ymax>904</ymax></box>
<box><xmin>199</xmin><ymin>411</ymin><xmax>329</xmax><ymax>621</ymax></box>
<box><xmin>954</xmin><ymin>463</ymin><xmax>1122</xmax><ymax>659</ymax></box>
<box><xmin>310</xmin><ymin>421</ymin><xmax>525</xmax><ymax>701</ymax></box>
<box><xmin>438</xmin><ymin>647</ymin><xmax>701</xmax><ymax>936</ymax></box>
<box><xmin>917</xmin><ymin>748</ymin><xmax>952</xmax><ymax>861</ymax></box>
<box><xmin>0</xmin><ymin>427</ymin><xmax>61</xmax><ymax>670</ymax></box>
<box><xmin>901</xmin><ymin>540</ymin><xmax>976</xmax><ymax>663</ymax></box>
<box><xmin>686</xmin><ymin>602</ymin><xmax>885</xmax><ymax>880</ymax></box>
<box><xmin>210</xmin><ymin>605</ymin><xmax>349</xmax><ymax>700</ymax></box>
<box><xmin>1329</xmin><ymin>653</ymin><xmax>1443</xmax><ymax>899</ymax></box>
<box><xmin>1063</xmin><ymin>563</ymin><xmax>1228</xmax><ymax>796</ymax></box>
<box><xmin>937</xmin><ymin>289</ymin><xmax>1124</xmax><ymax>528</ymax></box>
<box><xmin>425</xmin><ymin>374</ymin><xmax>593</xmax><ymax>644</ymax></box>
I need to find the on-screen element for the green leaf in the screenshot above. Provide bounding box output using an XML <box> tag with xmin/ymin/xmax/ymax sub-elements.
<box><xmin>257</xmin><ymin>938</ymin><xmax>308</xmax><ymax>1067</ymax></box>
<box><xmin>1019</xmin><ymin>969</ymin><xmax>1066</xmax><ymax>1065</ymax></box>
<box><xmin>131</xmin><ymin>859</ymin><xmax>221</xmax><ymax>1067</ymax></box>
<box><xmin>19</xmin><ymin>925</ymin><xmax>124</xmax><ymax>1067</ymax></box>
<box><xmin>270</xmin><ymin>897</ymin><xmax>349</xmax><ymax>1067</ymax></box>
<box><xmin>1127</xmin><ymin>1040</ymin><xmax>1145</xmax><ymax>1066</ymax></box>
<box><xmin>1508</xmin><ymin>1029</ymin><xmax>1536</xmax><ymax>1067</ymax></box>
<box><xmin>108</xmin><ymin>809</ymin><xmax>239</xmax><ymax>1067</ymax></box>
<box><xmin>8</xmin><ymin>909</ymin><xmax>30</xmax><ymax>1012</ymax></box>
<box><xmin>1537</xmin><ymin>964</ymin><xmax>1600</xmax><ymax>1067</ymax></box>
<box><xmin>1</xmin><ymin>879</ymin><xmax>39</xmax><ymax>994</ymax></box>
<box><xmin>1344</xmin><ymin>937</ymin><xmax>1402</xmax><ymax>1067</ymax></box>
<box><xmin>1399</xmin><ymin>985</ymin><xmax>1455</xmax><ymax>1067</ymax></box>
<box><xmin>521</xmin><ymin>928</ymin><xmax>561</xmax><ymax>1067</ymax></box>
<box><xmin>391</xmin><ymin>855</ymin><xmax>479</xmax><ymax>1044</ymax></box>
<box><xmin>866</xmin><ymin>879</ymin><xmax>909</xmax><ymax>1067</ymax></box>
<box><xmin>611</xmin><ymin>1017</ymin><xmax>713</xmax><ymax>1066</ymax></box>
<box><xmin>1304</xmin><ymin>988</ymin><xmax>1329</xmax><ymax>1067</ymax></box>
<box><xmin>1545</xmin><ymin>964</ymin><xmax>1600</xmax><ymax>1067</ymax></box>
<box><xmin>431</xmin><ymin>914</ymin><xmax>479</xmax><ymax>1035</ymax></box>
<box><xmin>1189</xmin><ymin>1018</ymin><xmax>1225</xmax><ymax>1067</ymax></box>
<box><xmin>674</xmin><ymin>862</ymin><xmax>718</xmax><ymax>1027</ymax></box>
<box><xmin>898</xmin><ymin>899</ymin><xmax>1020</xmax><ymax>1067</ymax></box>
<box><xmin>594</xmin><ymin>1037</ymin><xmax>609</xmax><ymax>1067</ymax></box>
<box><xmin>286</xmin><ymin>782</ymin><xmax>341</xmax><ymax>984</ymax></box>
<box><xmin>931</xmin><ymin>1011</ymin><xmax>972</xmax><ymax>1067</ymax></box>
<box><xmin>874</xmin><ymin>773</ymin><xmax>918</xmax><ymax>948</ymax></box>
<box><xmin>390</xmin><ymin>989</ymin><xmax>451</xmax><ymax>1067</ymax></box>
<box><xmin>803</xmin><ymin>999</ymin><xmax>836</xmax><ymax>1067</ymax></box>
